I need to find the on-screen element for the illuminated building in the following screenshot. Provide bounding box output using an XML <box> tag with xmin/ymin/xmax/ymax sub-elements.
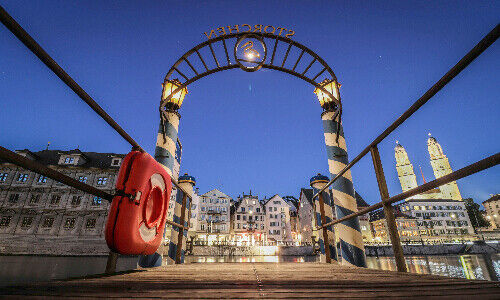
<box><xmin>196</xmin><ymin>189</ymin><xmax>231</xmax><ymax>244</ymax></box>
<box><xmin>483</xmin><ymin>194</ymin><xmax>500</xmax><ymax>229</ymax></box>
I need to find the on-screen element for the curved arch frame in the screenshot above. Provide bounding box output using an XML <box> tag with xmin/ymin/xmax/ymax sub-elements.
<box><xmin>160</xmin><ymin>32</ymin><xmax>342</xmax><ymax>113</ymax></box>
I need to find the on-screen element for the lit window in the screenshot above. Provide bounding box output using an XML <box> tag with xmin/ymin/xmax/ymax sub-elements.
<box><xmin>17</xmin><ymin>173</ymin><xmax>28</xmax><ymax>182</ymax></box>
<box><xmin>0</xmin><ymin>216</ymin><xmax>12</xmax><ymax>227</ymax></box>
<box><xmin>86</xmin><ymin>218</ymin><xmax>96</xmax><ymax>228</ymax></box>
<box><xmin>64</xmin><ymin>218</ymin><xmax>76</xmax><ymax>229</ymax></box>
<box><xmin>0</xmin><ymin>173</ymin><xmax>8</xmax><ymax>182</ymax></box>
<box><xmin>78</xmin><ymin>176</ymin><xmax>88</xmax><ymax>183</ymax></box>
<box><xmin>37</xmin><ymin>175</ymin><xmax>47</xmax><ymax>183</ymax></box>
<box><xmin>97</xmin><ymin>177</ymin><xmax>108</xmax><ymax>186</ymax></box>
<box><xmin>92</xmin><ymin>197</ymin><xmax>102</xmax><ymax>206</ymax></box>
<box><xmin>64</xmin><ymin>157</ymin><xmax>75</xmax><ymax>164</ymax></box>
<box><xmin>42</xmin><ymin>217</ymin><xmax>54</xmax><ymax>228</ymax></box>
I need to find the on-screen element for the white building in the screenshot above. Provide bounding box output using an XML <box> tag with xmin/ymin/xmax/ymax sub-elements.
<box><xmin>483</xmin><ymin>194</ymin><xmax>500</xmax><ymax>229</ymax></box>
<box><xmin>263</xmin><ymin>195</ymin><xmax>294</xmax><ymax>243</ymax></box>
<box><xmin>398</xmin><ymin>199</ymin><xmax>474</xmax><ymax>240</ymax></box>
<box><xmin>231</xmin><ymin>194</ymin><xmax>266</xmax><ymax>245</ymax></box>
<box><xmin>197</xmin><ymin>189</ymin><xmax>231</xmax><ymax>243</ymax></box>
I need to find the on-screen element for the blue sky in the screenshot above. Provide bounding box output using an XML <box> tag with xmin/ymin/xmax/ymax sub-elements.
<box><xmin>1</xmin><ymin>1</ymin><xmax>498</xmax><ymax>205</ymax></box>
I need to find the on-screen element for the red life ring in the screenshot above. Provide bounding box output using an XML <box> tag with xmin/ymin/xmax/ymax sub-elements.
<box><xmin>105</xmin><ymin>151</ymin><xmax>172</xmax><ymax>255</ymax></box>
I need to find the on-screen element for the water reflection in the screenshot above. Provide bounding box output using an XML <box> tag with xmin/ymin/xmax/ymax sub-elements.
<box><xmin>185</xmin><ymin>255</ymin><xmax>316</xmax><ymax>264</ymax></box>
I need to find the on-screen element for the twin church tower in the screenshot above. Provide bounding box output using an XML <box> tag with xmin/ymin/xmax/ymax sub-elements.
<box><xmin>395</xmin><ymin>134</ymin><xmax>462</xmax><ymax>201</ymax></box>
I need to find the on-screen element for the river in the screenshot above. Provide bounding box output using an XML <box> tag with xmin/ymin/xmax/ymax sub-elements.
<box><xmin>0</xmin><ymin>254</ymin><xmax>498</xmax><ymax>286</ymax></box>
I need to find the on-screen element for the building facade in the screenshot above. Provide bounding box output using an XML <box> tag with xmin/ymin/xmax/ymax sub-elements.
<box><xmin>196</xmin><ymin>189</ymin><xmax>231</xmax><ymax>243</ymax></box>
<box><xmin>263</xmin><ymin>195</ymin><xmax>294</xmax><ymax>243</ymax></box>
<box><xmin>370</xmin><ymin>210</ymin><xmax>420</xmax><ymax>243</ymax></box>
<box><xmin>483</xmin><ymin>194</ymin><xmax>500</xmax><ymax>229</ymax></box>
<box><xmin>398</xmin><ymin>199</ymin><xmax>474</xmax><ymax>240</ymax></box>
<box><xmin>0</xmin><ymin>149</ymin><xmax>123</xmax><ymax>255</ymax></box>
<box><xmin>231</xmin><ymin>194</ymin><xmax>267</xmax><ymax>245</ymax></box>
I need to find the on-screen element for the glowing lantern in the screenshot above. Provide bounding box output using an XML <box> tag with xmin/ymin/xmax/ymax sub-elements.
<box><xmin>313</xmin><ymin>78</ymin><xmax>340</xmax><ymax>111</ymax></box>
<box><xmin>162</xmin><ymin>79</ymin><xmax>188</xmax><ymax>110</ymax></box>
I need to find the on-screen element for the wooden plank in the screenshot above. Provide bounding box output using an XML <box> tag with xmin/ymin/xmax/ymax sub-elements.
<box><xmin>1</xmin><ymin>263</ymin><xmax>499</xmax><ymax>298</ymax></box>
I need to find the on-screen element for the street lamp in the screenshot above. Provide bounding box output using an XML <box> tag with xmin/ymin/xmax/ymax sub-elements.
<box><xmin>162</xmin><ymin>79</ymin><xmax>188</xmax><ymax>111</ymax></box>
<box><xmin>313</xmin><ymin>78</ymin><xmax>340</xmax><ymax>111</ymax></box>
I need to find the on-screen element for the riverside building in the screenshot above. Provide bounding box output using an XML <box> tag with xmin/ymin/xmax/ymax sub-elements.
<box><xmin>482</xmin><ymin>194</ymin><xmax>500</xmax><ymax>229</ymax></box>
<box><xmin>0</xmin><ymin>148</ymin><xmax>123</xmax><ymax>255</ymax></box>
<box><xmin>392</xmin><ymin>135</ymin><xmax>474</xmax><ymax>241</ymax></box>
<box><xmin>196</xmin><ymin>189</ymin><xmax>231</xmax><ymax>243</ymax></box>
<box><xmin>231</xmin><ymin>194</ymin><xmax>267</xmax><ymax>245</ymax></box>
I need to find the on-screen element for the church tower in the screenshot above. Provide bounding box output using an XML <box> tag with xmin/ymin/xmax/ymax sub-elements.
<box><xmin>427</xmin><ymin>134</ymin><xmax>462</xmax><ymax>200</ymax></box>
<box><xmin>395</xmin><ymin>142</ymin><xmax>419</xmax><ymax>199</ymax></box>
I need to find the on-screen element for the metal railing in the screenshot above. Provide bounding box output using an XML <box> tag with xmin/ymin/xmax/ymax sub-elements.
<box><xmin>0</xmin><ymin>5</ymin><xmax>193</xmax><ymax>271</ymax></box>
<box><xmin>313</xmin><ymin>24</ymin><xmax>500</xmax><ymax>272</ymax></box>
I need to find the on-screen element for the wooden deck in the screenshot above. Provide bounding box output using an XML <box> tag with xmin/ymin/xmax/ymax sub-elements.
<box><xmin>1</xmin><ymin>262</ymin><xmax>499</xmax><ymax>299</ymax></box>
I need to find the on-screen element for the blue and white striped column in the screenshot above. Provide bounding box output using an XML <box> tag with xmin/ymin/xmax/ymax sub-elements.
<box><xmin>310</xmin><ymin>174</ymin><xmax>337</xmax><ymax>263</ymax></box>
<box><xmin>321</xmin><ymin>110</ymin><xmax>366</xmax><ymax>267</ymax></box>
<box><xmin>167</xmin><ymin>173</ymin><xmax>195</xmax><ymax>264</ymax></box>
<box><xmin>155</xmin><ymin>110</ymin><xmax>181</xmax><ymax>180</ymax></box>
<box><xmin>138</xmin><ymin>110</ymin><xmax>181</xmax><ymax>268</ymax></box>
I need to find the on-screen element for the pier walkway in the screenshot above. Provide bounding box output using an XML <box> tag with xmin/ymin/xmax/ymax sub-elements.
<box><xmin>1</xmin><ymin>263</ymin><xmax>500</xmax><ymax>299</ymax></box>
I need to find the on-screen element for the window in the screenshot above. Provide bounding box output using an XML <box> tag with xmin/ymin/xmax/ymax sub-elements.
<box><xmin>86</xmin><ymin>218</ymin><xmax>96</xmax><ymax>229</ymax></box>
<box><xmin>21</xmin><ymin>217</ymin><xmax>33</xmax><ymax>228</ymax></box>
<box><xmin>37</xmin><ymin>175</ymin><xmax>47</xmax><ymax>183</ymax></box>
<box><xmin>256</xmin><ymin>208</ymin><xmax>260</xmax><ymax>213</ymax></box>
<box><xmin>29</xmin><ymin>194</ymin><xmax>41</xmax><ymax>204</ymax></box>
<box><xmin>42</xmin><ymin>217</ymin><xmax>54</xmax><ymax>228</ymax></box>
<box><xmin>64</xmin><ymin>157</ymin><xmax>75</xmax><ymax>164</ymax></box>
<box><xmin>0</xmin><ymin>173</ymin><xmax>7</xmax><ymax>182</ymax></box>
<box><xmin>17</xmin><ymin>173</ymin><xmax>28</xmax><ymax>182</ymax></box>
<box><xmin>243</xmin><ymin>216</ymin><xmax>247</xmax><ymax>221</ymax></box>
<box><xmin>97</xmin><ymin>177</ymin><xmax>108</xmax><ymax>186</ymax></box>
<box><xmin>8</xmin><ymin>194</ymin><xmax>19</xmax><ymax>203</ymax></box>
<box><xmin>201</xmin><ymin>224</ymin><xmax>205</xmax><ymax>230</ymax></box>
<box><xmin>71</xmin><ymin>196</ymin><xmax>82</xmax><ymax>205</ymax></box>
<box><xmin>50</xmin><ymin>195</ymin><xmax>61</xmax><ymax>205</ymax></box>
<box><xmin>237</xmin><ymin>215</ymin><xmax>240</xmax><ymax>220</ymax></box>
<box><xmin>78</xmin><ymin>176</ymin><xmax>88</xmax><ymax>183</ymax></box>
<box><xmin>64</xmin><ymin>218</ymin><xmax>76</xmax><ymax>229</ymax></box>
<box><xmin>0</xmin><ymin>216</ymin><xmax>12</xmax><ymax>227</ymax></box>
<box><xmin>92</xmin><ymin>197</ymin><xmax>102</xmax><ymax>206</ymax></box>
<box><xmin>241</xmin><ymin>207</ymin><xmax>245</xmax><ymax>212</ymax></box>
<box><xmin>111</xmin><ymin>158</ymin><xmax>121</xmax><ymax>166</ymax></box>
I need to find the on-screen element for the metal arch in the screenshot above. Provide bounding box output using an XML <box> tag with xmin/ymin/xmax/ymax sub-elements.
<box><xmin>160</xmin><ymin>32</ymin><xmax>341</xmax><ymax>112</ymax></box>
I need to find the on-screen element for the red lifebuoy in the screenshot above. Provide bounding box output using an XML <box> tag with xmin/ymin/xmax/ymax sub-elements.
<box><xmin>105</xmin><ymin>151</ymin><xmax>172</xmax><ymax>255</ymax></box>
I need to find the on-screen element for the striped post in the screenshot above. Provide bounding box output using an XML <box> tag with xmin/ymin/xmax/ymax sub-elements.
<box><xmin>138</xmin><ymin>110</ymin><xmax>181</xmax><ymax>268</ymax></box>
<box><xmin>155</xmin><ymin>110</ymin><xmax>181</xmax><ymax>180</ymax></box>
<box><xmin>310</xmin><ymin>174</ymin><xmax>337</xmax><ymax>263</ymax></box>
<box><xmin>321</xmin><ymin>110</ymin><xmax>366</xmax><ymax>267</ymax></box>
<box><xmin>167</xmin><ymin>173</ymin><xmax>195</xmax><ymax>264</ymax></box>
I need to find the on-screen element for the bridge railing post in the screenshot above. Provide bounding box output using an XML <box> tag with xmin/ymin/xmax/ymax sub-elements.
<box><xmin>175</xmin><ymin>193</ymin><xmax>188</xmax><ymax>264</ymax></box>
<box><xmin>370</xmin><ymin>146</ymin><xmax>407</xmax><ymax>273</ymax></box>
<box><xmin>105</xmin><ymin>251</ymin><xmax>118</xmax><ymax>274</ymax></box>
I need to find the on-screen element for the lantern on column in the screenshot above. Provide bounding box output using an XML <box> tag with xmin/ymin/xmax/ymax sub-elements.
<box><xmin>162</xmin><ymin>79</ymin><xmax>188</xmax><ymax>111</ymax></box>
<box><xmin>313</xmin><ymin>79</ymin><xmax>340</xmax><ymax>111</ymax></box>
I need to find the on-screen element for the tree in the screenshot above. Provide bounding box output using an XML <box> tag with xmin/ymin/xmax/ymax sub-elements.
<box><xmin>463</xmin><ymin>198</ymin><xmax>490</xmax><ymax>230</ymax></box>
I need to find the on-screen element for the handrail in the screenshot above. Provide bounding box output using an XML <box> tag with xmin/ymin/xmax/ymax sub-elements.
<box><xmin>313</xmin><ymin>23</ymin><xmax>500</xmax><ymax>200</ymax></box>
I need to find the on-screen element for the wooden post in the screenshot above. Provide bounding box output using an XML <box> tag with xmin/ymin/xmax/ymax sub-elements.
<box><xmin>317</xmin><ymin>192</ymin><xmax>332</xmax><ymax>263</ymax></box>
<box><xmin>175</xmin><ymin>193</ymin><xmax>188</xmax><ymax>264</ymax></box>
<box><xmin>370</xmin><ymin>146</ymin><xmax>407</xmax><ymax>273</ymax></box>
<box><xmin>105</xmin><ymin>251</ymin><xmax>118</xmax><ymax>274</ymax></box>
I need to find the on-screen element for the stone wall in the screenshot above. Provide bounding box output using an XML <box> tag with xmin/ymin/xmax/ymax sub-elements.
<box><xmin>0</xmin><ymin>236</ymin><xmax>109</xmax><ymax>256</ymax></box>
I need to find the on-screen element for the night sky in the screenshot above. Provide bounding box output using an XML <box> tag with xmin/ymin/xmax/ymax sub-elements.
<box><xmin>1</xmin><ymin>1</ymin><xmax>498</xmax><ymax>206</ymax></box>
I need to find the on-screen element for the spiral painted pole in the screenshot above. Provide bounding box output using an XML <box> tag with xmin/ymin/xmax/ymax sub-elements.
<box><xmin>321</xmin><ymin>110</ymin><xmax>366</xmax><ymax>267</ymax></box>
<box><xmin>167</xmin><ymin>173</ymin><xmax>195</xmax><ymax>264</ymax></box>
<box><xmin>155</xmin><ymin>110</ymin><xmax>181</xmax><ymax>180</ymax></box>
<box><xmin>310</xmin><ymin>174</ymin><xmax>337</xmax><ymax>263</ymax></box>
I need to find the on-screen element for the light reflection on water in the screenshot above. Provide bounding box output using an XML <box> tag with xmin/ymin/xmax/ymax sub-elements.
<box><xmin>186</xmin><ymin>254</ymin><xmax>500</xmax><ymax>281</ymax></box>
